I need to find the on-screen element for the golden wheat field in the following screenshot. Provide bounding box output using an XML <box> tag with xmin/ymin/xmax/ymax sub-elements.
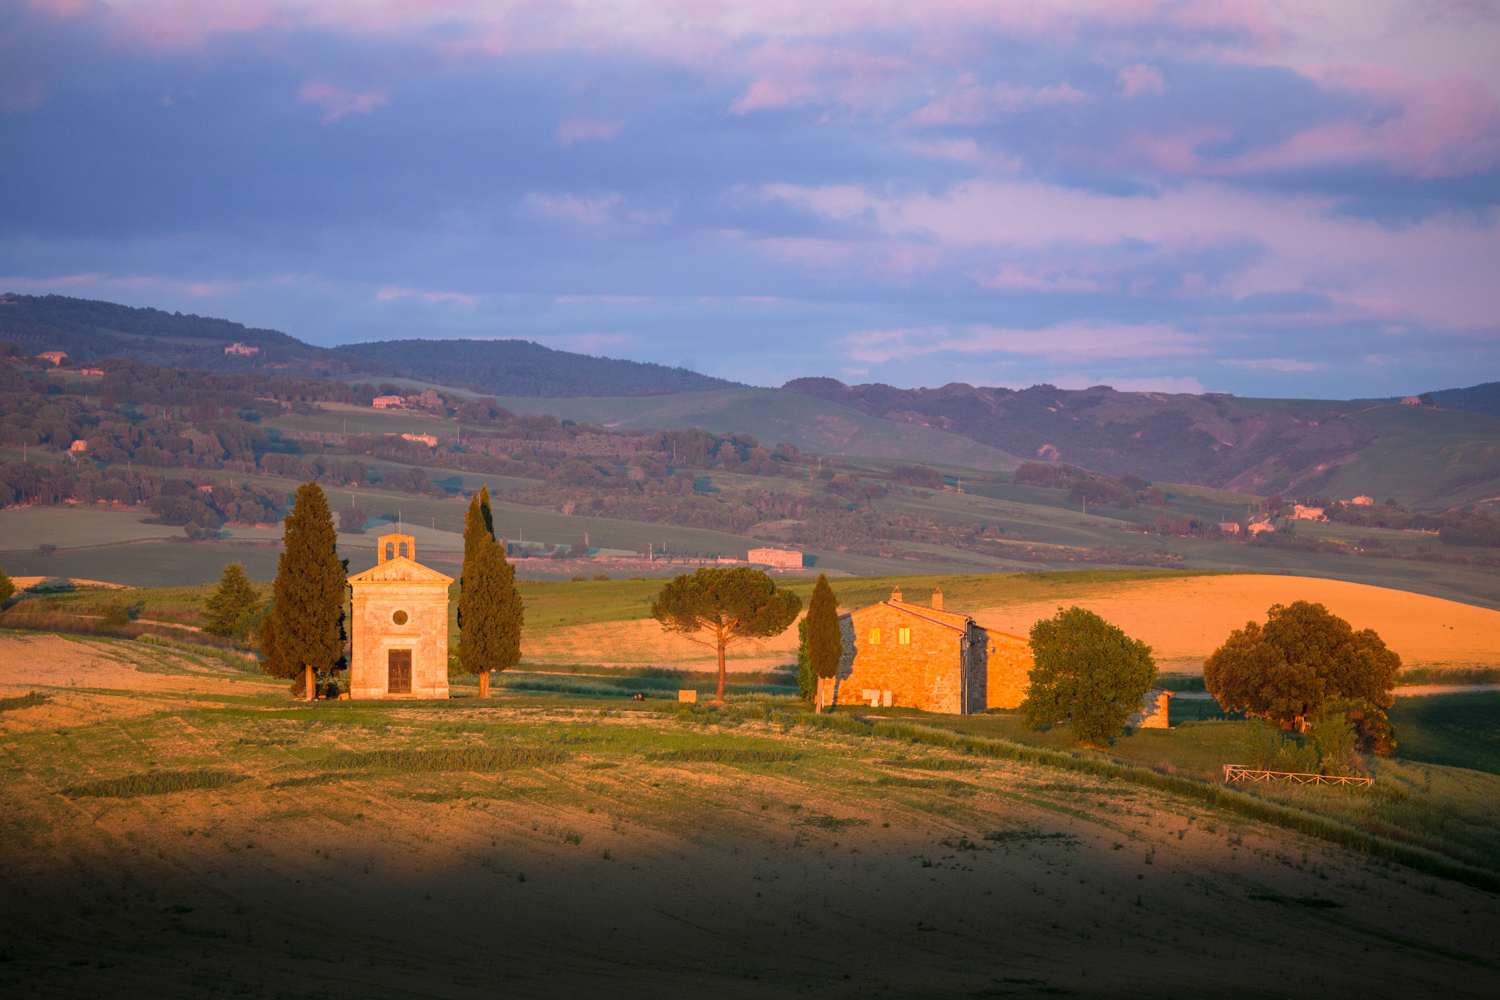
<box><xmin>522</xmin><ymin>573</ymin><xmax>1500</xmax><ymax>675</ymax></box>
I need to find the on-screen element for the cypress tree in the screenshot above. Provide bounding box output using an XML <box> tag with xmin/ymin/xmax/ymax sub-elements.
<box><xmin>458</xmin><ymin>487</ymin><xmax>522</xmax><ymax>696</ymax></box>
<box><xmin>805</xmin><ymin>573</ymin><xmax>842</xmax><ymax>712</ymax></box>
<box><xmin>204</xmin><ymin>562</ymin><xmax>259</xmax><ymax>640</ymax></box>
<box><xmin>263</xmin><ymin>482</ymin><xmax>346</xmax><ymax>700</ymax></box>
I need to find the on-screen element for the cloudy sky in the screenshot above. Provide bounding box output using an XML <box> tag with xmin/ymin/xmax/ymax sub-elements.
<box><xmin>2</xmin><ymin>0</ymin><xmax>1498</xmax><ymax>397</ymax></box>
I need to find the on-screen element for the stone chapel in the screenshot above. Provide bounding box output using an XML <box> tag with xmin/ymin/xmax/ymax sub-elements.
<box><xmin>346</xmin><ymin>532</ymin><xmax>453</xmax><ymax>699</ymax></box>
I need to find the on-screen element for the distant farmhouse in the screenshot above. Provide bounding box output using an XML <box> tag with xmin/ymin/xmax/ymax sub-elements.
<box><xmin>1350</xmin><ymin>495</ymin><xmax>1374</xmax><ymax>505</ymax></box>
<box><xmin>401</xmin><ymin>433</ymin><xmax>439</xmax><ymax>447</ymax></box>
<box><xmin>36</xmin><ymin>350</ymin><xmax>69</xmax><ymax>367</ymax></box>
<box><xmin>838</xmin><ymin>587</ymin><xmax>1031</xmax><ymax>714</ymax></box>
<box><xmin>1290</xmin><ymin>504</ymin><xmax>1325</xmax><ymax>521</ymax></box>
<box><xmin>372</xmin><ymin>395</ymin><xmax>406</xmax><ymax>409</ymax></box>
<box><xmin>748</xmin><ymin>547</ymin><xmax>804</xmax><ymax>569</ymax></box>
<box><xmin>224</xmin><ymin>342</ymin><xmax>260</xmax><ymax>355</ymax></box>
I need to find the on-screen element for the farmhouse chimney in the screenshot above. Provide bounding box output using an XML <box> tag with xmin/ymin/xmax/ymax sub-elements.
<box><xmin>931</xmin><ymin>588</ymin><xmax>943</xmax><ymax>611</ymax></box>
<box><xmin>890</xmin><ymin>587</ymin><xmax>903</xmax><ymax>603</ymax></box>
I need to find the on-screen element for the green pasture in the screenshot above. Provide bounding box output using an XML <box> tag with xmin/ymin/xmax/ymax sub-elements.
<box><xmin>5</xmin><ymin>635</ymin><xmax>1500</xmax><ymax>889</ymax></box>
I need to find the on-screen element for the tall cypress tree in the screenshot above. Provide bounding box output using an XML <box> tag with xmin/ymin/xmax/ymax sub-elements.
<box><xmin>458</xmin><ymin>487</ymin><xmax>523</xmax><ymax>696</ymax></box>
<box><xmin>806</xmin><ymin>574</ymin><xmax>842</xmax><ymax>712</ymax></box>
<box><xmin>263</xmin><ymin>482</ymin><xmax>346</xmax><ymax>700</ymax></box>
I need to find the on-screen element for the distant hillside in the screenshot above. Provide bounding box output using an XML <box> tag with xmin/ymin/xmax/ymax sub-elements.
<box><xmin>0</xmin><ymin>293</ymin><xmax>378</xmax><ymax>379</ymax></box>
<box><xmin>338</xmin><ymin>338</ymin><xmax>739</xmax><ymax>397</ymax></box>
<box><xmin>1429</xmin><ymin>381</ymin><xmax>1500</xmax><ymax>417</ymax></box>
<box><xmin>0</xmin><ymin>294</ymin><xmax>738</xmax><ymax>399</ymax></box>
<box><xmin>478</xmin><ymin>387</ymin><xmax>1023</xmax><ymax>471</ymax></box>
<box><xmin>781</xmin><ymin>377</ymin><xmax>1500</xmax><ymax>504</ymax></box>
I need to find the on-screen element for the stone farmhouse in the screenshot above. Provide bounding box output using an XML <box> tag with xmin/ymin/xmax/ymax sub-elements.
<box><xmin>346</xmin><ymin>533</ymin><xmax>453</xmax><ymax>699</ymax></box>
<box><xmin>839</xmin><ymin>588</ymin><xmax>1031</xmax><ymax>714</ymax></box>
<box><xmin>748</xmin><ymin>547</ymin><xmax>804</xmax><ymax>569</ymax></box>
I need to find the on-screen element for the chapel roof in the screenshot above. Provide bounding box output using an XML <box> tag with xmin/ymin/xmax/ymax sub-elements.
<box><xmin>348</xmin><ymin>556</ymin><xmax>454</xmax><ymax>586</ymax></box>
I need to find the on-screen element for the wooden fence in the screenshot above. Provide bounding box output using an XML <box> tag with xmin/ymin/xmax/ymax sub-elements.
<box><xmin>1222</xmin><ymin>764</ymin><xmax>1373</xmax><ymax>787</ymax></box>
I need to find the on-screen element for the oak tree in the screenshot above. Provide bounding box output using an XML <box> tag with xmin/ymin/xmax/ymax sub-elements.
<box><xmin>261</xmin><ymin>482</ymin><xmax>346</xmax><ymax>699</ymax></box>
<box><xmin>1203</xmin><ymin>601</ymin><xmax>1400</xmax><ymax>740</ymax></box>
<box><xmin>1021</xmin><ymin>606</ymin><xmax>1156</xmax><ymax>745</ymax></box>
<box><xmin>652</xmin><ymin>567</ymin><xmax>801</xmax><ymax>705</ymax></box>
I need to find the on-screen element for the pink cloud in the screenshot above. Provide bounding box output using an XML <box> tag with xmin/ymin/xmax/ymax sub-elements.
<box><xmin>299</xmin><ymin>81</ymin><xmax>387</xmax><ymax>124</ymax></box>
<box><xmin>521</xmin><ymin>192</ymin><xmax>624</xmax><ymax>225</ymax></box>
<box><xmin>1116</xmin><ymin>64</ymin><xmax>1165</xmax><ymax>98</ymax></box>
<box><xmin>907</xmin><ymin>75</ymin><xmax>1086</xmax><ymax>125</ymax></box>
<box><xmin>1217</xmin><ymin>68</ymin><xmax>1500</xmax><ymax>178</ymax></box>
<box><xmin>555</xmin><ymin>119</ymin><xmax>623</xmax><ymax>146</ymax></box>
<box><xmin>842</xmin><ymin>322</ymin><xmax>1207</xmax><ymax>364</ymax></box>
<box><xmin>376</xmin><ymin>285</ymin><xmax>477</xmax><ymax>306</ymax></box>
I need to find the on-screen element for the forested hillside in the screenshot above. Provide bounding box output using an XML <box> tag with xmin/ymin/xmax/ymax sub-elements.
<box><xmin>780</xmin><ymin>377</ymin><xmax>1500</xmax><ymax>501</ymax></box>
<box><xmin>0</xmin><ymin>293</ymin><xmax>377</xmax><ymax>379</ymax></box>
<box><xmin>337</xmin><ymin>338</ymin><xmax>738</xmax><ymax>397</ymax></box>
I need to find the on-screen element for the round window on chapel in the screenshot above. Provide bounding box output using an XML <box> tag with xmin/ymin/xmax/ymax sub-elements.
<box><xmin>392</xmin><ymin>610</ymin><xmax>409</xmax><ymax>626</ymax></box>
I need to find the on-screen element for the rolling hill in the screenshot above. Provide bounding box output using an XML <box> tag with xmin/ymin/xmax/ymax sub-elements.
<box><xmin>782</xmin><ymin>377</ymin><xmax>1500</xmax><ymax>505</ymax></box>
<box><xmin>338</xmin><ymin>338</ymin><xmax>737</xmax><ymax>397</ymax></box>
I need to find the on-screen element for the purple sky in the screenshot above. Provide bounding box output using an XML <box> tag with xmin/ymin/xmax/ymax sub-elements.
<box><xmin>2</xmin><ymin>0</ymin><xmax>1498</xmax><ymax>396</ymax></box>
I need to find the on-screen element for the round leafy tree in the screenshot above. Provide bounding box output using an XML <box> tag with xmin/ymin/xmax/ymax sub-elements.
<box><xmin>458</xmin><ymin>487</ymin><xmax>523</xmax><ymax>696</ymax></box>
<box><xmin>652</xmin><ymin>567</ymin><xmax>801</xmax><ymax>705</ymax></box>
<box><xmin>0</xmin><ymin>563</ymin><xmax>13</xmax><ymax>605</ymax></box>
<box><xmin>261</xmin><ymin>482</ymin><xmax>346</xmax><ymax>699</ymax></box>
<box><xmin>1021</xmin><ymin>606</ymin><xmax>1157</xmax><ymax>745</ymax></box>
<box><xmin>1204</xmin><ymin>600</ymin><xmax>1400</xmax><ymax>742</ymax></box>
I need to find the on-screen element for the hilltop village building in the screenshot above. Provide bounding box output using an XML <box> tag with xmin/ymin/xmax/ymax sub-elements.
<box><xmin>346</xmin><ymin>533</ymin><xmax>453</xmax><ymax>699</ymax></box>
<box><xmin>748</xmin><ymin>547</ymin><xmax>804</xmax><ymax>569</ymax></box>
<box><xmin>839</xmin><ymin>588</ymin><xmax>1031</xmax><ymax>714</ymax></box>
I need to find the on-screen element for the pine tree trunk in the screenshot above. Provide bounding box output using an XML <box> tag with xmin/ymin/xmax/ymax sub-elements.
<box><xmin>713</xmin><ymin>639</ymin><xmax>727</xmax><ymax>705</ymax></box>
<box><xmin>815</xmin><ymin>676</ymin><xmax>824</xmax><ymax>714</ymax></box>
<box><xmin>479</xmin><ymin>672</ymin><xmax>490</xmax><ymax>698</ymax></box>
<box><xmin>304</xmin><ymin>664</ymin><xmax>314</xmax><ymax>701</ymax></box>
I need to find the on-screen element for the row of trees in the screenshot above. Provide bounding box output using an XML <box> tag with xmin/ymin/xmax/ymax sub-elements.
<box><xmin>1013</xmin><ymin>599</ymin><xmax>1400</xmax><ymax>774</ymax></box>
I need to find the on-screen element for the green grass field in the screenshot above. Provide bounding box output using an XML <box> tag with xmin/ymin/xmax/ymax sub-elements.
<box><xmin>3</xmin><ymin>630</ymin><xmax>1498</xmax><ymax>995</ymax></box>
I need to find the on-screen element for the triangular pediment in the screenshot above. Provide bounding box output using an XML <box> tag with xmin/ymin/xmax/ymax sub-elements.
<box><xmin>349</xmin><ymin>556</ymin><xmax>454</xmax><ymax>585</ymax></box>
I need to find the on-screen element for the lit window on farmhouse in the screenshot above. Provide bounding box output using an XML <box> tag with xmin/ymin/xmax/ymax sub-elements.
<box><xmin>869</xmin><ymin>627</ymin><xmax>880</xmax><ymax>644</ymax></box>
<box><xmin>898</xmin><ymin>627</ymin><xmax>910</xmax><ymax>645</ymax></box>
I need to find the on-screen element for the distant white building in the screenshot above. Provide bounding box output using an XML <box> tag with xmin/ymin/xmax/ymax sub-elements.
<box><xmin>1350</xmin><ymin>495</ymin><xmax>1374</xmax><ymax>505</ymax></box>
<box><xmin>1291</xmin><ymin>505</ymin><xmax>1325</xmax><ymax>520</ymax></box>
<box><xmin>748</xmin><ymin>547</ymin><xmax>804</xmax><ymax>569</ymax></box>
<box><xmin>402</xmin><ymin>433</ymin><xmax>438</xmax><ymax>447</ymax></box>
<box><xmin>224</xmin><ymin>342</ymin><xmax>260</xmax><ymax>356</ymax></box>
<box><xmin>372</xmin><ymin>395</ymin><xmax>406</xmax><ymax>409</ymax></box>
<box><xmin>1216</xmin><ymin>522</ymin><xmax>1242</xmax><ymax>534</ymax></box>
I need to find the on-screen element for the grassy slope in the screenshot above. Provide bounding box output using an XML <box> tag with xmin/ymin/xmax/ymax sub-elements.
<box><xmin>2</xmin><ymin>635</ymin><xmax>1497</xmax><ymax>999</ymax></box>
<box><xmin>477</xmin><ymin>387</ymin><xmax>1023</xmax><ymax>471</ymax></box>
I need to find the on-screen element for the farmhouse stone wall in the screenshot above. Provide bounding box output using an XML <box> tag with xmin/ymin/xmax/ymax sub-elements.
<box><xmin>840</xmin><ymin>592</ymin><xmax>1033</xmax><ymax>714</ymax></box>
<box><xmin>985</xmin><ymin>630</ymin><xmax>1032</xmax><ymax>710</ymax></box>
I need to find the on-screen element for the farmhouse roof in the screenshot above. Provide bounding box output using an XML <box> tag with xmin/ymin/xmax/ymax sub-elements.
<box><xmin>851</xmin><ymin>588</ymin><xmax>1025</xmax><ymax>642</ymax></box>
